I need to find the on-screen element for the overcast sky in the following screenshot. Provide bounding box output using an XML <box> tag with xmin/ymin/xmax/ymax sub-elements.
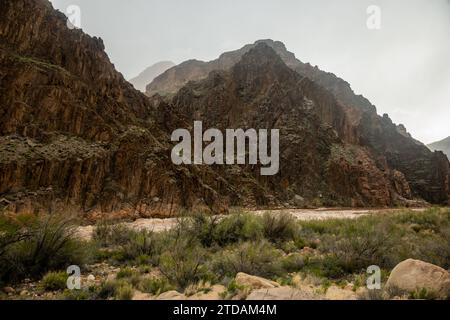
<box><xmin>49</xmin><ymin>0</ymin><xmax>449</xmax><ymax>144</ymax></box>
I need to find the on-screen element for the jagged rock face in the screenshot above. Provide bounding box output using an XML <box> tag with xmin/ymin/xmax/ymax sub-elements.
<box><xmin>146</xmin><ymin>40</ymin><xmax>298</xmax><ymax>97</ymax></box>
<box><xmin>0</xmin><ymin>0</ymin><xmax>233</xmax><ymax>216</ymax></box>
<box><xmin>0</xmin><ymin>0</ymin><xmax>447</xmax><ymax>217</ymax></box>
<box><xmin>171</xmin><ymin>44</ymin><xmax>412</xmax><ymax>206</ymax></box>
<box><xmin>148</xmin><ymin>40</ymin><xmax>450</xmax><ymax>205</ymax></box>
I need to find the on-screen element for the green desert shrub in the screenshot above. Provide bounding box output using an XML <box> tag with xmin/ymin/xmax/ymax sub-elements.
<box><xmin>115</xmin><ymin>283</ymin><xmax>134</xmax><ymax>300</ymax></box>
<box><xmin>211</xmin><ymin>240</ymin><xmax>284</xmax><ymax>279</ymax></box>
<box><xmin>95</xmin><ymin>225</ymin><xmax>165</xmax><ymax>266</ymax></box>
<box><xmin>41</xmin><ymin>271</ymin><xmax>68</xmax><ymax>291</ymax></box>
<box><xmin>97</xmin><ymin>279</ymin><xmax>134</xmax><ymax>300</ymax></box>
<box><xmin>159</xmin><ymin>240</ymin><xmax>212</xmax><ymax>290</ymax></box>
<box><xmin>137</xmin><ymin>277</ymin><xmax>174</xmax><ymax>295</ymax></box>
<box><xmin>261</xmin><ymin>212</ymin><xmax>298</xmax><ymax>243</ymax></box>
<box><xmin>298</xmin><ymin>208</ymin><xmax>450</xmax><ymax>278</ymax></box>
<box><xmin>62</xmin><ymin>287</ymin><xmax>98</xmax><ymax>300</ymax></box>
<box><xmin>93</xmin><ymin>222</ymin><xmax>136</xmax><ymax>248</ymax></box>
<box><xmin>185</xmin><ymin>214</ymin><xmax>220</xmax><ymax>247</ymax></box>
<box><xmin>281</xmin><ymin>253</ymin><xmax>306</xmax><ymax>273</ymax></box>
<box><xmin>97</xmin><ymin>280</ymin><xmax>120</xmax><ymax>299</ymax></box>
<box><xmin>116</xmin><ymin>267</ymin><xmax>138</xmax><ymax>279</ymax></box>
<box><xmin>118</xmin><ymin>230</ymin><xmax>163</xmax><ymax>265</ymax></box>
<box><xmin>212</xmin><ymin>213</ymin><xmax>263</xmax><ymax>246</ymax></box>
<box><xmin>220</xmin><ymin>279</ymin><xmax>247</xmax><ymax>300</ymax></box>
<box><xmin>0</xmin><ymin>213</ymin><xmax>87</xmax><ymax>283</ymax></box>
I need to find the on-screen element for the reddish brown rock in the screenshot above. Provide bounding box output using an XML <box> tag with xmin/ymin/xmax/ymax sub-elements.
<box><xmin>147</xmin><ymin>39</ymin><xmax>449</xmax><ymax>205</ymax></box>
<box><xmin>0</xmin><ymin>1</ymin><xmax>447</xmax><ymax>218</ymax></box>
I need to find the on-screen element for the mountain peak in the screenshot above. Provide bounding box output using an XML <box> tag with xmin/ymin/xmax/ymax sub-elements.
<box><xmin>238</xmin><ymin>42</ymin><xmax>286</xmax><ymax>66</ymax></box>
<box><xmin>428</xmin><ymin>136</ymin><xmax>450</xmax><ymax>159</ymax></box>
<box><xmin>129</xmin><ymin>61</ymin><xmax>175</xmax><ymax>92</ymax></box>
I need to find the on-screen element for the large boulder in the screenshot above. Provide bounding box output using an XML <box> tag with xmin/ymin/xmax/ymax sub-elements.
<box><xmin>156</xmin><ymin>290</ymin><xmax>186</xmax><ymax>300</ymax></box>
<box><xmin>132</xmin><ymin>290</ymin><xmax>153</xmax><ymax>300</ymax></box>
<box><xmin>246</xmin><ymin>286</ymin><xmax>321</xmax><ymax>300</ymax></box>
<box><xmin>235</xmin><ymin>273</ymin><xmax>279</xmax><ymax>289</ymax></box>
<box><xmin>386</xmin><ymin>259</ymin><xmax>450</xmax><ymax>299</ymax></box>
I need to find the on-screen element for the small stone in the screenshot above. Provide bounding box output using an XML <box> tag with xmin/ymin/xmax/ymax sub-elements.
<box><xmin>20</xmin><ymin>290</ymin><xmax>29</xmax><ymax>296</ymax></box>
<box><xmin>3</xmin><ymin>287</ymin><xmax>15</xmax><ymax>294</ymax></box>
<box><xmin>344</xmin><ymin>283</ymin><xmax>355</xmax><ymax>291</ymax></box>
<box><xmin>294</xmin><ymin>195</ymin><xmax>305</xmax><ymax>206</ymax></box>
<box><xmin>300</xmin><ymin>247</ymin><xmax>315</xmax><ymax>255</ymax></box>
<box><xmin>107</xmin><ymin>273</ymin><xmax>117</xmax><ymax>281</ymax></box>
<box><xmin>87</xmin><ymin>274</ymin><xmax>96</xmax><ymax>281</ymax></box>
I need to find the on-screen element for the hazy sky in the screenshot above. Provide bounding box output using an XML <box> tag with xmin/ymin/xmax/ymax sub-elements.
<box><xmin>49</xmin><ymin>0</ymin><xmax>449</xmax><ymax>144</ymax></box>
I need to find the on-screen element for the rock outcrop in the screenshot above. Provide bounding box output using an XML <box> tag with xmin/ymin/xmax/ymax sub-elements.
<box><xmin>235</xmin><ymin>272</ymin><xmax>279</xmax><ymax>289</ymax></box>
<box><xmin>246</xmin><ymin>286</ymin><xmax>321</xmax><ymax>300</ymax></box>
<box><xmin>147</xmin><ymin>39</ymin><xmax>450</xmax><ymax>205</ymax></box>
<box><xmin>170</xmin><ymin>43</ymin><xmax>419</xmax><ymax>206</ymax></box>
<box><xmin>0</xmin><ymin>0</ymin><xmax>448</xmax><ymax>217</ymax></box>
<box><xmin>0</xmin><ymin>0</ymin><xmax>230</xmax><ymax>216</ymax></box>
<box><xmin>386</xmin><ymin>259</ymin><xmax>450</xmax><ymax>299</ymax></box>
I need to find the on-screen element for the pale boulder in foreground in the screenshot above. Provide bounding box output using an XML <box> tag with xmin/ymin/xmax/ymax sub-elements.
<box><xmin>246</xmin><ymin>287</ymin><xmax>321</xmax><ymax>300</ymax></box>
<box><xmin>235</xmin><ymin>272</ymin><xmax>280</xmax><ymax>289</ymax></box>
<box><xmin>386</xmin><ymin>259</ymin><xmax>450</xmax><ymax>299</ymax></box>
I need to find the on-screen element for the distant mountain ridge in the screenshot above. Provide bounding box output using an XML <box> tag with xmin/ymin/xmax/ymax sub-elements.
<box><xmin>129</xmin><ymin>61</ymin><xmax>175</xmax><ymax>92</ymax></box>
<box><xmin>428</xmin><ymin>136</ymin><xmax>450</xmax><ymax>159</ymax></box>
<box><xmin>148</xmin><ymin>39</ymin><xmax>450</xmax><ymax>205</ymax></box>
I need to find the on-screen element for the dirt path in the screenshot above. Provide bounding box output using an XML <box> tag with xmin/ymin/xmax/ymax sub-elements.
<box><xmin>76</xmin><ymin>207</ymin><xmax>427</xmax><ymax>241</ymax></box>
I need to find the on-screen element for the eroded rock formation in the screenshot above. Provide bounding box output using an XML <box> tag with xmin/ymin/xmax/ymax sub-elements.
<box><xmin>148</xmin><ymin>40</ymin><xmax>450</xmax><ymax>205</ymax></box>
<box><xmin>0</xmin><ymin>0</ymin><xmax>448</xmax><ymax>218</ymax></box>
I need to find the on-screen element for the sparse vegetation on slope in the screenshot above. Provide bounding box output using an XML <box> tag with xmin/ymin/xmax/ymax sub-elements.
<box><xmin>1</xmin><ymin>208</ymin><xmax>449</xmax><ymax>300</ymax></box>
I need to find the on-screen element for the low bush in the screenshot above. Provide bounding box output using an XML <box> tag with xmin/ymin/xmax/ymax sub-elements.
<box><xmin>261</xmin><ymin>212</ymin><xmax>298</xmax><ymax>243</ymax></box>
<box><xmin>137</xmin><ymin>277</ymin><xmax>174</xmax><ymax>295</ymax></box>
<box><xmin>93</xmin><ymin>222</ymin><xmax>136</xmax><ymax>248</ymax></box>
<box><xmin>159</xmin><ymin>239</ymin><xmax>212</xmax><ymax>290</ymax></box>
<box><xmin>118</xmin><ymin>230</ymin><xmax>163</xmax><ymax>265</ymax></box>
<box><xmin>281</xmin><ymin>253</ymin><xmax>305</xmax><ymax>273</ymax></box>
<box><xmin>210</xmin><ymin>240</ymin><xmax>283</xmax><ymax>279</ymax></box>
<box><xmin>97</xmin><ymin>279</ymin><xmax>134</xmax><ymax>300</ymax></box>
<box><xmin>116</xmin><ymin>267</ymin><xmax>138</xmax><ymax>279</ymax></box>
<box><xmin>0</xmin><ymin>213</ymin><xmax>87</xmax><ymax>284</ymax></box>
<box><xmin>41</xmin><ymin>271</ymin><xmax>68</xmax><ymax>291</ymax></box>
<box><xmin>298</xmin><ymin>208</ymin><xmax>450</xmax><ymax>277</ymax></box>
<box><xmin>115</xmin><ymin>283</ymin><xmax>134</xmax><ymax>300</ymax></box>
<box><xmin>212</xmin><ymin>214</ymin><xmax>263</xmax><ymax>246</ymax></box>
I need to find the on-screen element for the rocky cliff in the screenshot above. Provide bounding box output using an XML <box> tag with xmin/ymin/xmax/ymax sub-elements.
<box><xmin>0</xmin><ymin>0</ymin><xmax>236</xmax><ymax>217</ymax></box>
<box><xmin>170</xmin><ymin>44</ymin><xmax>414</xmax><ymax>207</ymax></box>
<box><xmin>147</xmin><ymin>40</ymin><xmax>450</xmax><ymax>205</ymax></box>
<box><xmin>0</xmin><ymin>0</ymin><xmax>448</xmax><ymax>218</ymax></box>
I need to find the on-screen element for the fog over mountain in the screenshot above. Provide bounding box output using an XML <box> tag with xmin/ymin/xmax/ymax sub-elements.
<box><xmin>49</xmin><ymin>0</ymin><xmax>450</xmax><ymax>144</ymax></box>
<box><xmin>129</xmin><ymin>61</ymin><xmax>175</xmax><ymax>92</ymax></box>
<box><xmin>428</xmin><ymin>136</ymin><xmax>450</xmax><ymax>160</ymax></box>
